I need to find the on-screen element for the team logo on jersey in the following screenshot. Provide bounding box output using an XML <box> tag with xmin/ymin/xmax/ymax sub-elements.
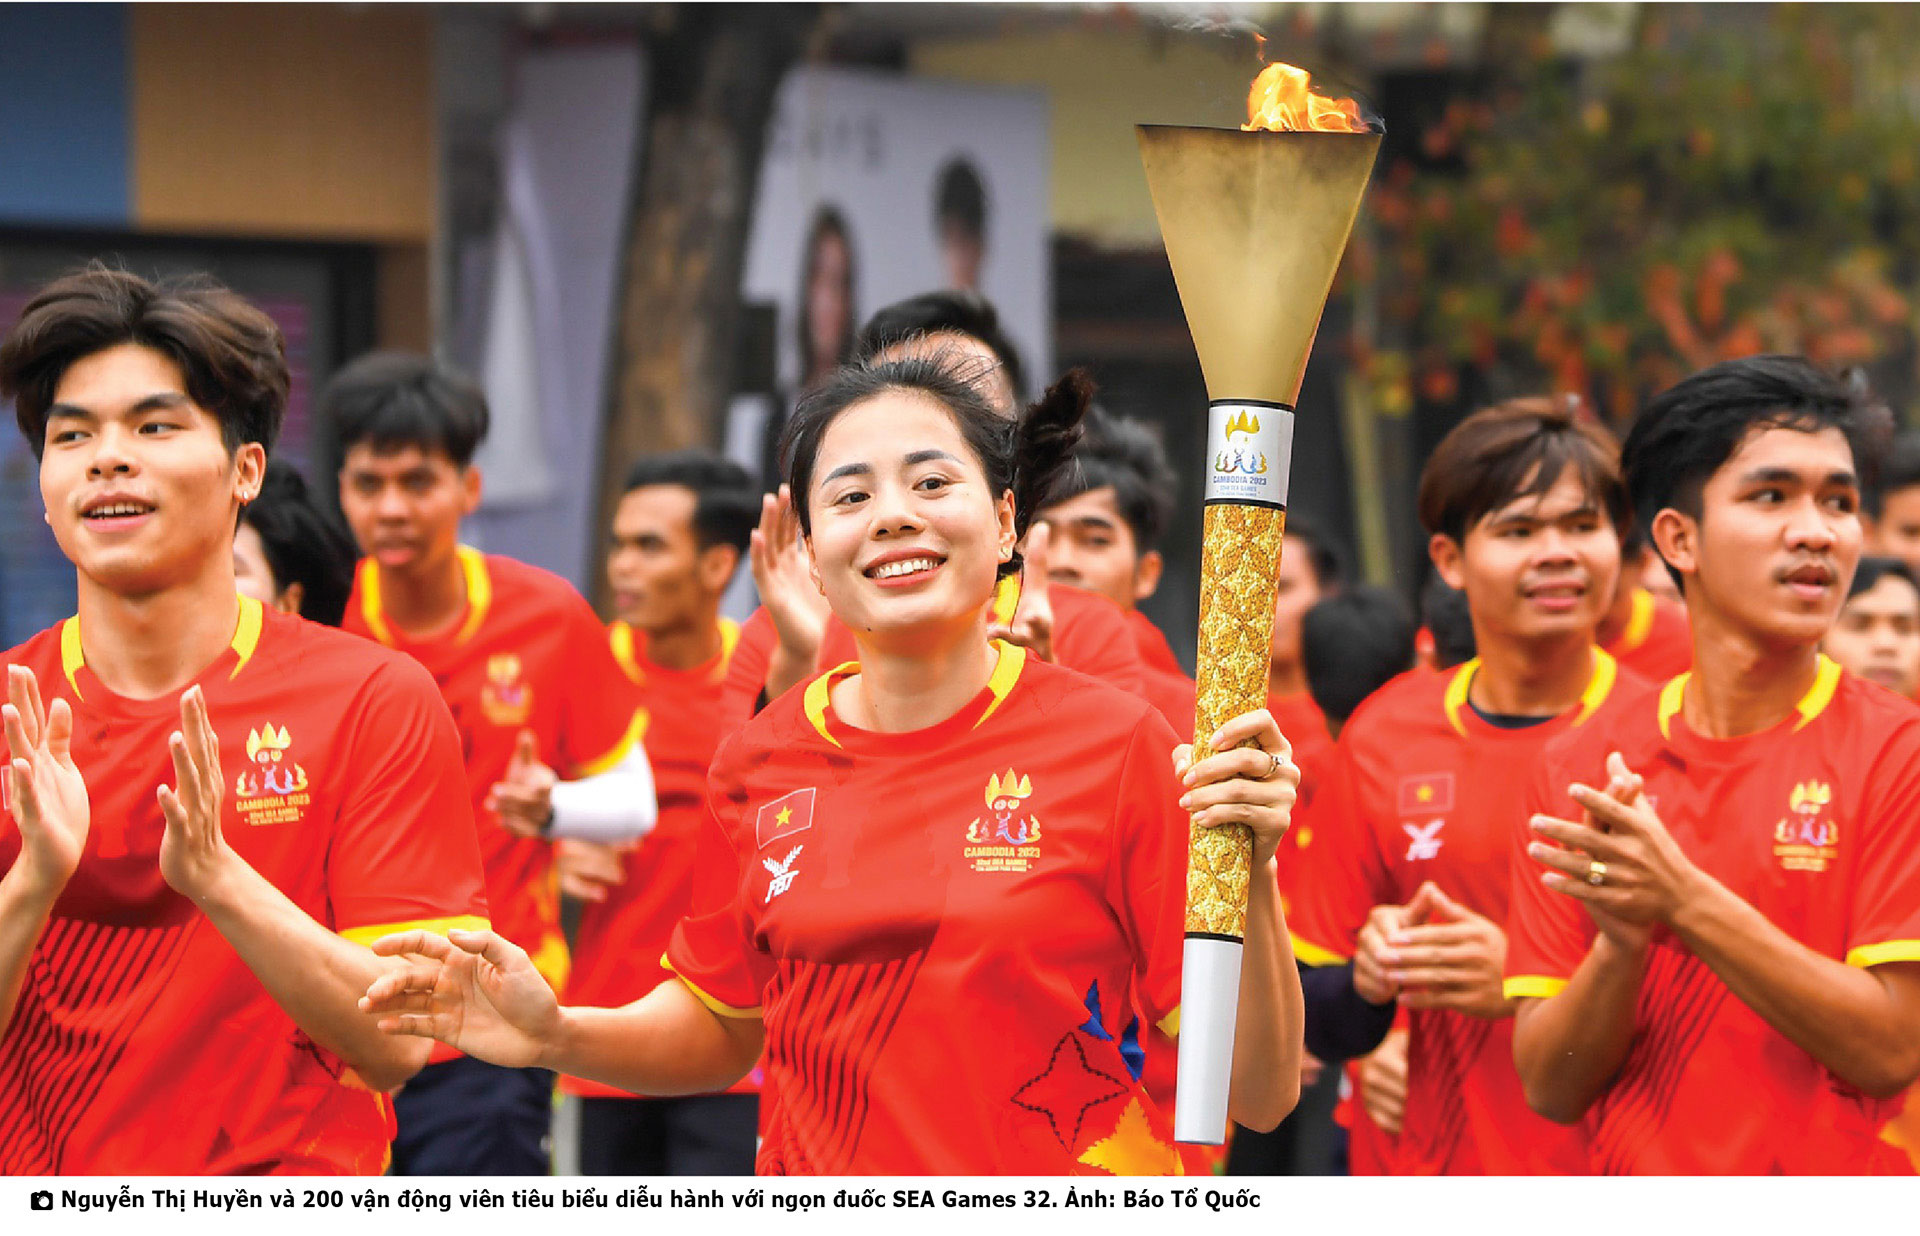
<box><xmin>232</xmin><ymin>724</ymin><xmax>313</xmax><ymax>827</ymax></box>
<box><xmin>1772</xmin><ymin>780</ymin><xmax>1840</xmax><ymax>872</ymax></box>
<box><xmin>1398</xmin><ymin>772</ymin><xmax>1455</xmax><ymax>817</ymax></box>
<box><xmin>1403</xmin><ymin>819</ymin><xmax>1446</xmax><ymax>862</ymax></box>
<box><xmin>480</xmin><ymin>653</ymin><xmax>534</xmax><ymax>726</ymax></box>
<box><xmin>966</xmin><ymin>769</ymin><xmax>1044</xmax><ymax>873</ymax></box>
<box><xmin>763</xmin><ymin>845</ymin><xmax>803</xmax><ymax>902</ymax></box>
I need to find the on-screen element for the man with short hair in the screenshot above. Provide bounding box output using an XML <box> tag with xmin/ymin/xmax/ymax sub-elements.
<box><xmin>1292</xmin><ymin>396</ymin><xmax>1640</xmax><ymax>1174</ymax></box>
<box><xmin>0</xmin><ymin>268</ymin><xmax>487</xmax><ymax>1173</ymax></box>
<box><xmin>324</xmin><ymin>352</ymin><xmax>653</xmax><ymax>1175</ymax></box>
<box><xmin>1508</xmin><ymin>355</ymin><xmax>1920</xmax><ymax>1174</ymax></box>
<box><xmin>1823</xmin><ymin>556</ymin><xmax>1920</xmax><ymax>701</ymax></box>
<box><xmin>1870</xmin><ymin>428</ymin><xmax>1920</xmax><ymax>575</ymax></box>
<box><xmin>563</xmin><ymin>449</ymin><xmax>762</xmax><ymax>1175</ymax></box>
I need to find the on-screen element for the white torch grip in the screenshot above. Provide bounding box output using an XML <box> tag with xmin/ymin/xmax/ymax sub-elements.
<box><xmin>1173</xmin><ymin>934</ymin><xmax>1245</xmax><ymax>1145</ymax></box>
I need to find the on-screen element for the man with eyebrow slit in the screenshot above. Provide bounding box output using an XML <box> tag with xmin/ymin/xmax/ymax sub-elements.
<box><xmin>1507</xmin><ymin>355</ymin><xmax>1920</xmax><ymax>1173</ymax></box>
<box><xmin>0</xmin><ymin>266</ymin><xmax>488</xmax><ymax>1173</ymax></box>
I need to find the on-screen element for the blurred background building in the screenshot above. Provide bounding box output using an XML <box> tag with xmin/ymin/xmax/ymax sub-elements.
<box><xmin>6</xmin><ymin>2</ymin><xmax>1920</xmax><ymax>662</ymax></box>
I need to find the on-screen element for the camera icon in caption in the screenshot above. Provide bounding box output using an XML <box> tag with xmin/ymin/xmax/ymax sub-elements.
<box><xmin>30</xmin><ymin>1191</ymin><xmax>53</xmax><ymax>1212</ymax></box>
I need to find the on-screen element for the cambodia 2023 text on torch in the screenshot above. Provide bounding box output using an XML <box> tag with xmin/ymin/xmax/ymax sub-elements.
<box><xmin>1136</xmin><ymin>62</ymin><xmax>1381</xmax><ymax>1145</ymax></box>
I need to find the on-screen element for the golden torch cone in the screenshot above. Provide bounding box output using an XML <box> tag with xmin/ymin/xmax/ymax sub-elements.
<box><xmin>1138</xmin><ymin>64</ymin><xmax>1380</xmax><ymax>1145</ymax></box>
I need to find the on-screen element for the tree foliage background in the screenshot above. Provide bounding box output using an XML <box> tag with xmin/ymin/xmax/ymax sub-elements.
<box><xmin>1350</xmin><ymin>3</ymin><xmax>1920</xmax><ymax>429</ymax></box>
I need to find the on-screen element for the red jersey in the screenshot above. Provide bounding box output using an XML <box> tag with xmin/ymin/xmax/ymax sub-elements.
<box><xmin>667</xmin><ymin>645</ymin><xmax>1189</xmax><ymax>1175</ymax></box>
<box><xmin>1505</xmin><ymin>658</ymin><xmax>1920</xmax><ymax>1174</ymax></box>
<box><xmin>343</xmin><ymin>548</ymin><xmax>641</xmax><ymax>995</ymax></box>
<box><xmin>723</xmin><ymin>578</ymin><xmax>1153</xmax><ymax>724</ymax></box>
<box><xmin>1128</xmin><ymin>607</ymin><xmax>1185</xmax><ymax>679</ymax></box>
<box><xmin>0</xmin><ymin>598</ymin><xmax>487</xmax><ymax>1174</ymax></box>
<box><xmin>1290</xmin><ymin>652</ymin><xmax>1640</xmax><ymax>1174</ymax></box>
<box><xmin>1602</xmin><ymin>588</ymin><xmax>1691</xmax><ymax>683</ymax></box>
<box><xmin>562</xmin><ymin>618</ymin><xmax>760</xmax><ymax>1099</ymax></box>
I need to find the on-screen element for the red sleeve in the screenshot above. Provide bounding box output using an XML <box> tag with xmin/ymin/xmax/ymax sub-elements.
<box><xmin>1285</xmin><ymin>741</ymin><xmax>1388</xmax><ymax>965</ymax></box>
<box><xmin>719</xmin><ymin>608</ymin><xmax>777</xmax><ymax>729</ymax></box>
<box><xmin>1502</xmin><ymin>747</ymin><xmax>1597</xmax><ymax>997</ymax></box>
<box><xmin>1052</xmin><ymin>587</ymin><xmax>1148</xmax><ymax>695</ymax></box>
<box><xmin>664</xmin><ymin>733</ymin><xmax>774</xmax><ymax>1016</ymax></box>
<box><xmin>555</xmin><ymin>592</ymin><xmax>645</xmax><ymax>778</ymax></box>
<box><xmin>331</xmin><ymin>656</ymin><xmax>490</xmax><ymax>939</ymax></box>
<box><xmin>1847</xmin><ymin>718</ymin><xmax>1920</xmax><ymax>968</ymax></box>
<box><xmin>1105</xmin><ymin>708</ymin><xmax>1188</xmax><ymax>1031</ymax></box>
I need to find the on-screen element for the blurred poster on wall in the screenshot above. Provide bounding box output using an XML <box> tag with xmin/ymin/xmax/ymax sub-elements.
<box><xmin>727</xmin><ymin>66</ymin><xmax>1052</xmax><ymax>490</ymax></box>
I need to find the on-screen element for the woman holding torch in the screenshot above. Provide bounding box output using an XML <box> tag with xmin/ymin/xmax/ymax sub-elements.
<box><xmin>361</xmin><ymin>355</ymin><xmax>1304</xmax><ymax>1174</ymax></box>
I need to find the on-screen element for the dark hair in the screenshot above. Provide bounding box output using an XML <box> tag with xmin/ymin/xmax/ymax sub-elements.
<box><xmin>1043</xmin><ymin>407</ymin><xmax>1178</xmax><ymax>551</ymax></box>
<box><xmin>1284</xmin><ymin>513</ymin><xmax>1345</xmax><ymax>591</ymax></box>
<box><xmin>1418</xmin><ymin>396</ymin><xmax>1628</xmax><ymax>544</ymax></box>
<box><xmin>1623</xmin><ymin>356</ymin><xmax>1886</xmax><ymax>588</ymax></box>
<box><xmin>853</xmin><ymin>291</ymin><xmax>1025</xmax><ymax>402</ymax></box>
<box><xmin>780</xmin><ymin>356</ymin><xmax>1090</xmax><ymax>579</ymax></box>
<box><xmin>1847</xmin><ymin>555</ymin><xmax>1920</xmax><ymax>604</ymax></box>
<box><xmin>935</xmin><ymin>158</ymin><xmax>987</xmax><ymax>239</ymax></box>
<box><xmin>241</xmin><ymin>459</ymin><xmax>358</xmax><ymax>626</ymax></box>
<box><xmin>622</xmin><ymin>449</ymin><xmax>759</xmax><ymax>556</ymax></box>
<box><xmin>1421</xmin><ymin>574</ymin><xmax>1477</xmax><ymax>670</ymax></box>
<box><xmin>797</xmin><ymin>205</ymin><xmax>857</xmax><ymax>379</ymax></box>
<box><xmin>1</xmin><ymin>264</ymin><xmax>288</xmax><ymax>459</ymax></box>
<box><xmin>318</xmin><ymin>352</ymin><xmax>490</xmax><ymax>468</ymax></box>
<box><xmin>1876</xmin><ymin>429</ymin><xmax>1920</xmax><ymax>508</ymax></box>
<box><xmin>1303</xmin><ymin>586</ymin><xmax>1416</xmax><ymax>725</ymax></box>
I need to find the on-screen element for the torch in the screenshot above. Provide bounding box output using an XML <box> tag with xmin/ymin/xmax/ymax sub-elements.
<box><xmin>1138</xmin><ymin>63</ymin><xmax>1380</xmax><ymax>1145</ymax></box>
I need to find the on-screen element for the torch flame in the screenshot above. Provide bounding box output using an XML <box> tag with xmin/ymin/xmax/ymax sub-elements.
<box><xmin>1243</xmin><ymin>62</ymin><xmax>1369</xmax><ymax>134</ymax></box>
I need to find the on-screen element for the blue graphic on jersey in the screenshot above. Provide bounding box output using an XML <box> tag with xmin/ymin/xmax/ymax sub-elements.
<box><xmin>1079</xmin><ymin>981</ymin><xmax>1146</xmax><ymax>1082</ymax></box>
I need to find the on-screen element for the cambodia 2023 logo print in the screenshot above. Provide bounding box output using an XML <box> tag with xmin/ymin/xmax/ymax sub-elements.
<box><xmin>232</xmin><ymin>724</ymin><xmax>312</xmax><ymax>827</ymax></box>
<box><xmin>965</xmin><ymin>769</ymin><xmax>1043</xmax><ymax>873</ymax></box>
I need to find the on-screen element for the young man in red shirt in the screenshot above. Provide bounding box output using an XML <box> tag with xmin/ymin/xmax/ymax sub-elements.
<box><xmin>1508</xmin><ymin>355</ymin><xmax>1920</xmax><ymax>1173</ymax></box>
<box><xmin>1291</xmin><ymin>397</ymin><xmax>1641</xmax><ymax>1174</ymax></box>
<box><xmin>324</xmin><ymin>353</ymin><xmax>652</xmax><ymax>1174</ymax></box>
<box><xmin>0</xmin><ymin>268</ymin><xmax>487</xmax><ymax>1173</ymax></box>
<box><xmin>563</xmin><ymin>449</ymin><xmax>761</xmax><ymax>1174</ymax></box>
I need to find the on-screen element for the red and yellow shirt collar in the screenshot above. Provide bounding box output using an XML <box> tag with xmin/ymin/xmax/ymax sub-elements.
<box><xmin>1612</xmin><ymin>588</ymin><xmax>1657</xmax><ymax>655</ymax></box>
<box><xmin>1441</xmin><ymin>646</ymin><xmax>1619</xmax><ymax>738</ymax></box>
<box><xmin>61</xmin><ymin>593</ymin><xmax>265</xmax><ymax>700</ymax></box>
<box><xmin>357</xmin><ymin>544</ymin><xmax>493</xmax><ymax>648</ymax></box>
<box><xmin>1655</xmin><ymin>652</ymin><xmax>1842</xmax><ymax>741</ymax></box>
<box><xmin>608</xmin><ymin>617</ymin><xmax>741</xmax><ymax>686</ymax></box>
<box><xmin>803</xmin><ymin>639</ymin><xmax>1028</xmax><ymax>750</ymax></box>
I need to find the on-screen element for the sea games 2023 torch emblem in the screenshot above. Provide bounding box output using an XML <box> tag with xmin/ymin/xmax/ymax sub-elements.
<box><xmin>965</xmin><ymin>769</ymin><xmax>1043</xmax><ymax>873</ymax></box>
<box><xmin>233</xmin><ymin>724</ymin><xmax>312</xmax><ymax>827</ymax></box>
<box><xmin>1205</xmin><ymin>404</ymin><xmax>1293</xmax><ymax>507</ymax></box>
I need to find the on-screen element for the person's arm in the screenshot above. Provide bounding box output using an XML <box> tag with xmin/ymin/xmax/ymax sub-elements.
<box><xmin>490</xmin><ymin>731</ymin><xmax>657</xmax><ymax>843</ymax></box>
<box><xmin>1177</xmin><ymin>707</ymin><xmax>1307</xmax><ymax>1132</ymax></box>
<box><xmin>1510</xmin><ymin>933</ymin><xmax>1647</xmax><ymax>1123</ymax></box>
<box><xmin>0</xmin><ymin>667</ymin><xmax>87</xmax><ymax>1027</ymax></box>
<box><xmin>158</xmin><ymin>686</ymin><xmax>430</xmax><ymax>1090</ymax></box>
<box><xmin>361</xmin><ymin>927</ymin><xmax>763</xmax><ymax>1095</ymax></box>
<box><xmin>1298</xmin><ymin>961</ymin><xmax>1397</xmax><ymax>1063</ymax></box>
<box><xmin>1528</xmin><ymin>751</ymin><xmax>1920</xmax><ymax>1102</ymax></box>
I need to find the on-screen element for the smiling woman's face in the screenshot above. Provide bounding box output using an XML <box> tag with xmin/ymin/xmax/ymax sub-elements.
<box><xmin>803</xmin><ymin>389</ymin><xmax>1015</xmax><ymax>651</ymax></box>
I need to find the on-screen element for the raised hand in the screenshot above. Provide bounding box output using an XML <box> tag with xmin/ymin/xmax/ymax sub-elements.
<box><xmin>3</xmin><ymin>665</ymin><xmax>89</xmax><ymax>897</ymax></box>
<box><xmin>360</xmin><ymin>927</ymin><xmax>560</xmax><ymax>1068</ymax></box>
<box><xmin>1387</xmin><ymin>880</ymin><xmax>1514</xmax><ymax>1019</ymax></box>
<box><xmin>1528</xmin><ymin>752</ymin><xmax>1679</xmax><ymax>950</ymax></box>
<box><xmin>157</xmin><ymin>685</ymin><xmax>239</xmax><ymax>901</ymax></box>
<box><xmin>988</xmin><ymin>522</ymin><xmax>1056</xmax><ymax>663</ymax></box>
<box><xmin>487</xmin><ymin>730</ymin><xmax>557</xmax><ymax>838</ymax></box>
<box><xmin>749</xmin><ymin>486</ymin><xmax>829</xmax><ymax>683</ymax></box>
<box><xmin>1174</xmin><ymin>707</ymin><xmax>1299</xmax><ymax>867</ymax></box>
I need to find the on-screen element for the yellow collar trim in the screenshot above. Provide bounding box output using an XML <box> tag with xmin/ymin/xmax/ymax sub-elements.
<box><xmin>1443</xmin><ymin>648</ymin><xmax>1618</xmax><ymax>736</ymax></box>
<box><xmin>60</xmin><ymin>593</ymin><xmax>266</xmax><ymax>699</ymax></box>
<box><xmin>991</xmin><ymin>575</ymin><xmax>1021</xmax><ymax>627</ymax></box>
<box><xmin>801</xmin><ymin>640</ymin><xmax>1029</xmax><ymax>748</ymax></box>
<box><xmin>1656</xmin><ymin>654</ymin><xmax>1842</xmax><ymax>740</ymax></box>
<box><xmin>358</xmin><ymin>545</ymin><xmax>491</xmax><ymax>647</ymax></box>
<box><xmin>1618</xmin><ymin>588</ymin><xmax>1656</xmax><ymax>653</ymax></box>
<box><xmin>608</xmin><ymin>617</ymin><xmax>740</xmax><ymax>686</ymax></box>
<box><xmin>608</xmin><ymin>621</ymin><xmax>642</xmax><ymax>683</ymax></box>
